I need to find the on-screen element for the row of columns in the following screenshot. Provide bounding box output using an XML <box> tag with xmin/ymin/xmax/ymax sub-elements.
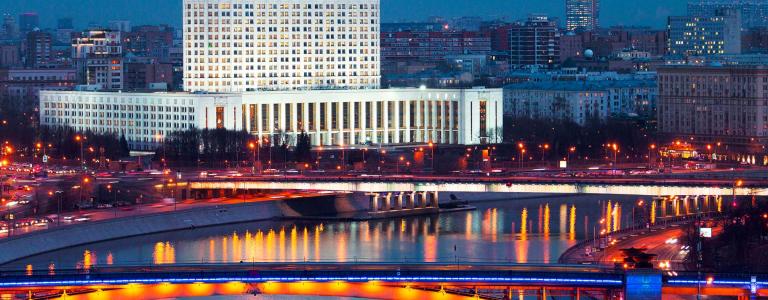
<box><xmin>369</xmin><ymin>191</ymin><xmax>439</xmax><ymax>213</ymax></box>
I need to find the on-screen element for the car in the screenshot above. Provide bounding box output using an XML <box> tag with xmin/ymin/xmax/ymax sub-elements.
<box><xmin>74</xmin><ymin>215</ymin><xmax>92</xmax><ymax>222</ymax></box>
<box><xmin>62</xmin><ymin>216</ymin><xmax>74</xmax><ymax>222</ymax></box>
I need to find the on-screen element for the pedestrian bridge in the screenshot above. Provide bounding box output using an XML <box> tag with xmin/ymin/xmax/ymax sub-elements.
<box><xmin>0</xmin><ymin>263</ymin><xmax>764</xmax><ymax>300</ymax></box>
<box><xmin>186</xmin><ymin>176</ymin><xmax>768</xmax><ymax>197</ymax></box>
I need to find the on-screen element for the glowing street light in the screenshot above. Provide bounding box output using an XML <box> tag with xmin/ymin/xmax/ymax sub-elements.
<box><xmin>428</xmin><ymin>142</ymin><xmax>435</xmax><ymax>172</ymax></box>
<box><xmin>248</xmin><ymin>141</ymin><xmax>260</xmax><ymax>175</ymax></box>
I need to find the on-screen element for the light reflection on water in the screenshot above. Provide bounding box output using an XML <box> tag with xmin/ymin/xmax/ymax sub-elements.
<box><xmin>12</xmin><ymin>195</ymin><xmax>652</xmax><ymax>271</ymax></box>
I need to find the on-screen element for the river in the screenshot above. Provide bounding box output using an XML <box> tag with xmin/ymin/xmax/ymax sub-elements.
<box><xmin>6</xmin><ymin>193</ymin><xmax>648</xmax><ymax>271</ymax></box>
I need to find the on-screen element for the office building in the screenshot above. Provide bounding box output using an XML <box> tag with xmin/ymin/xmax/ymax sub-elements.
<box><xmin>0</xmin><ymin>44</ymin><xmax>21</xmax><ymax>68</ymax></box>
<box><xmin>24</xmin><ymin>30</ymin><xmax>53</xmax><ymax>68</ymax></box>
<box><xmin>109</xmin><ymin>20</ymin><xmax>132</xmax><ymax>33</ymax></box>
<box><xmin>56</xmin><ymin>18</ymin><xmax>75</xmax><ymax>44</ymax></box>
<box><xmin>182</xmin><ymin>0</ymin><xmax>381</xmax><ymax>92</ymax></box>
<box><xmin>657</xmin><ymin>65</ymin><xmax>768</xmax><ymax>151</ymax></box>
<box><xmin>509</xmin><ymin>15</ymin><xmax>560</xmax><ymax>69</ymax></box>
<box><xmin>123</xmin><ymin>25</ymin><xmax>175</xmax><ymax>61</ymax></box>
<box><xmin>381</xmin><ymin>30</ymin><xmax>491</xmax><ymax>63</ymax></box>
<box><xmin>2</xmin><ymin>14</ymin><xmax>16</xmax><ymax>40</ymax></box>
<box><xmin>124</xmin><ymin>59</ymin><xmax>174</xmax><ymax>90</ymax></box>
<box><xmin>504</xmin><ymin>79</ymin><xmax>657</xmax><ymax>125</ymax></box>
<box><xmin>0</xmin><ymin>68</ymin><xmax>76</xmax><ymax>109</ymax></box>
<box><xmin>566</xmin><ymin>0</ymin><xmax>599</xmax><ymax>32</ymax></box>
<box><xmin>688</xmin><ymin>0</ymin><xmax>768</xmax><ymax>29</ymax></box>
<box><xmin>39</xmin><ymin>88</ymin><xmax>503</xmax><ymax>150</ymax></box>
<box><xmin>72</xmin><ymin>30</ymin><xmax>123</xmax><ymax>90</ymax></box>
<box><xmin>667</xmin><ymin>10</ymin><xmax>742</xmax><ymax>56</ymax></box>
<box><xmin>18</xmin><ymin>12</ymin><xmax>38</xmax><ymax>34</ymax></box>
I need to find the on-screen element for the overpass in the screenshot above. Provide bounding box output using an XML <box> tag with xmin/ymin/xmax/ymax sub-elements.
<box><xmin>0</xmin><ymin>263</ymin><xmax>764</xmax><ymax>300</ymax></box>
<box><xmin>185</xmin><ymin>176</ymin><xmax>768</xmax><ymax>198</ymax></box>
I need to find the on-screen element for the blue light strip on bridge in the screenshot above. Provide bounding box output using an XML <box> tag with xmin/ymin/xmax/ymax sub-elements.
<box><xmin>667</xmin><ymin>279</ymin><xmax>763</xmax><ymax>286</ymax></box>
<box><xmin>0</xmin><ymin>276</ymin><xmax>624</xmax><ymax>288</ymax></box>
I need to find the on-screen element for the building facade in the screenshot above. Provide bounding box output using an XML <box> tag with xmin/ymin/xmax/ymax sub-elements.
<box><xmin>24</xmin><ymin>30</ymin><xmax>53</xmax><ymax>68</ymax></box>
<box><xmin>0</xmin><ymin>68</ymin><xmax>77</xmax><ymax>110</ymax></box>
<box><xmin>657</xmin><ymin>65</ymin><xmax>768</xmax><ymax>151</ymax></box>
<box><xmin>504</xmin><ymin>80</ymin><xmax>657</xmax><ymax>125</ymax></box>
<box><xmin>381</xmin><ymin>30</ymin><xmax>491</xmax><ymax>63</ymax></box>
<box><xmin>39</xmin><ymin>88</ymin><xmax>503</xmax><ymax>150</ymax></box>
<box><xmin>667</xmin><ymin>10</ymin><xmax>741</xmax><ymax>56</ymax></box>
<box><xmin>688</xmin><ymin>0</ymin><xmax>768</xmax><ymax>29</ymax></box>
<box><xmin>509</xmin><ymin>15</ymin><xmax>560</xmax><ymax>69</ymax></box>
<box><xmin>566</xmin><ymin>0</ymin><xmax>599</xmax><ymax>32</ymax></box>
<box><xmin>182</xmin><ymin>0</ymin><xmax>381</xmax><ymax>92</ymax></box>
<box><xmin>72</xmin><ymin>30</ymin><xmax>124</xmax><ymax>90</ymax></box>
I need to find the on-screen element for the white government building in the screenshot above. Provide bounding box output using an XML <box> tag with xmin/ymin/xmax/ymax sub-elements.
<box><xmin>38</xmin><ymin>0</ymin><xmax>503</xmax><ymax>149</ymax></box>
<box><xmin>183</xmin><ymin>0</ymin><xmax>381</xmax><ymax>92</ymax></box>
<box><xmin>40</xmin><ymin>88</ymin><xmax>502</xmax><ymax>150</ymax></box>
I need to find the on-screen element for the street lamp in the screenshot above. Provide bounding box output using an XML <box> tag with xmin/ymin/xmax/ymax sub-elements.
<box><xmin>648</xmin><ymin>144</ymin><xmax>656</xmax><ymax>168</ymax></box>
<box><xmin>608</xmin><ymin>143</ymin><xmax>619</xmax><ymax>166</ymax></box>
<box><xmin>428</xmin><ymin>142</ymin><xmax>435</xmax><ymax>172</ymax></box>
<box><xmin>517</xmin><ymin>142</ymin><xmax>525</xmax><ymax>169</ymax></box>
<box><xmin>540</xmin><ymin>143</ymin><xmax>550</xmax><ymax>162</ymax></box>
<box><xmin>248</xmin><ymin>141</ymin><xmax>260</xmax><ymax>175</ymax></box>
<box><xmin>397</xmin><ymin>156</ymin><xmax>405</xmax><ymax>175</ymax></box>
<box><xmin>107</xmin><ymin>184</ymin><xmax>118</xmax><ymax>217</ymax></box>
<box><xmin>75</xmin><ymin>135</ymin><xmax>85</xmax><ymax>171</ymax></box>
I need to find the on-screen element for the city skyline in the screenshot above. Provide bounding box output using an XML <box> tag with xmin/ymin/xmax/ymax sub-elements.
<box><xmin>0</xmin><ymin>0</ymin><xmax>685</xmax><ymax>30</ymax></box>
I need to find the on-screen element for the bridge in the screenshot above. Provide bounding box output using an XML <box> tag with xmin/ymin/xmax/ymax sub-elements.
<box><xmin>0</xmin><ymin>263</ymin><xmax>764</xmax><ymax>300</ymax></box>
<box><xmin>185</xmin><ymin>175</ymin><xmax>768</xmax><ymax>198</ymax></box>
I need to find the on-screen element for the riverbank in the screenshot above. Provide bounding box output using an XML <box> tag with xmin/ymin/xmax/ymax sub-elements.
<box><xmin>0</xmin><ymin>191</ymin><xmax>590</xmax><ymax>267</ymax></box>
<box><xmin>0</xmin><ymin>193</ymin><xmax>368</xmax><ymax>266</ymax></box>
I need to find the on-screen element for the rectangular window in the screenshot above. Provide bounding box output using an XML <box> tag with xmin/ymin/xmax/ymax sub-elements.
<box><xmin>215</xmin><ymin>107</ymin><xmax>224</xmax><ymax>129</ymax></box>
<box><xmin>342</xmin><ymin>102</ymin><xmax>349</xmax><ymax>129</ymax></box>
<box><xmin>261</xmin><ymin>104</ymin><xmax>268</xmax><ymax>131</ymax></box>
<box><xmin>377</xmin><ymin>101</ymin><xmax>383</xmax><ymax>128</ymax></box>
<box><xmin>479</xmin><ymin>100</ymin><xmax>487</xmax><ymax>137</ymax></box>
<box><xmin>353</xmin><ymin>102</ymin><xmax>360</xmax><ymax>129</ymax></box>
<box><xmin>410</xmin><ymin>101</ymin><xmax>416</xmax><ymax>127</ymax></box>
<box><xmin>365</xmin><ymin>102</ymin><xmax>372</xmax><ymax>129</ymax></box>
<box><xmin>320</xmin><ymin>103</ymin><xmax>327</xmax><ymax>130</ymax></box>
<box><xmin>285</xmin><ymin>103</ymin><xmax>292</xmax><ymax>132</ymax></box>
<box><xmin>273</xmin><ymin>103</ymin><xmax>280</xmax><ymax>131</ymax></box>
<box><xmin>331</xmin><ymin>102</ymin><xmax>338</xmax><ymax>130</ymax></box>
<box><xmin>249</xmin><ymin>104</ymin><xmax>257</xmax><ymax>132</ymax></box>
<box><xmin>308</xmin><ymin>103</ymin><xmax>315</xmax><ymax>131</ymax></box>
<box><xmin>387</xmin><ymin>102</ymin><xmax>394</xmax><ymax>128</ymax></box>
<box><xmin>297</xmin><ymin>103</ymin><xmax>304</xmax><ymax>131</ymax></box>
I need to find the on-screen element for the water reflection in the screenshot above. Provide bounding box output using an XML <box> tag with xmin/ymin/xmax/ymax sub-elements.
<box><xmin>10</xmin><ymin>195</ymin><xmax>665</xmax><ymax>270</ymax></box>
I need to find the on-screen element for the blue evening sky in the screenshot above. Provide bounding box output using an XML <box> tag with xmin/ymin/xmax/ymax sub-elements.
<box><xmin>0</xmin><ymin>0</ymin><xmax>685</xmax><ymax>29</ymax></box>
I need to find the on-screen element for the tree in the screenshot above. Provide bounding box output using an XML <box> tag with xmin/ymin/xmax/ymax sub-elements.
<box><xmin>294</xmin><ymin>131</ymin><xmax>312</xmax><ymax>163</ymax></box>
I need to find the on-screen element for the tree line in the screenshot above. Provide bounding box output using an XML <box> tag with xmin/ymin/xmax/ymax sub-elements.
<box><xmin>0</xmin><ymin>99</ymin><xmax>129</xmax><ymax>161</ymax></box>
<box><xmin>157</xmin><ymin>128</ymin><xmax>313</xmax><ymax>167</ymax></box>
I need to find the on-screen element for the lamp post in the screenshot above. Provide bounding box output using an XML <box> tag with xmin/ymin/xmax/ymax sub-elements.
<box><xmin>428</xmin><ymin>142</ymin><xmax>435</xmax><ymax>173</ymax></box>
<box><xmin>249</xmin><ymin>141</ymin><xmax>260</xmax><ymax>175</ymax></box>
<box><xmin>648</xmin><ymin>144</ymin><xmax>656</xmax><ymax>169</ymax></box>
<box><xmin>706</xmin><ymin>144</ymin><xmax>713</xmax><ymax>164</ymax></box>
<box><xmin>540</xmin><ymin>143</ymin><xmax>550</xmax><ymax>162</ymax></box>
<box><xmin>517</xmin><ymin>143</ymin><xmax>525</xmax><ymax>169</ymax></box>
<box><xmin>379</xmin><ymin>150</ymin><xmax>386</xmax><ymax>175</ymax></box>
<box><xmin>75</xmin><ymin>135</ymin><xmax>85</xmax><ymax>171</ymax></box>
